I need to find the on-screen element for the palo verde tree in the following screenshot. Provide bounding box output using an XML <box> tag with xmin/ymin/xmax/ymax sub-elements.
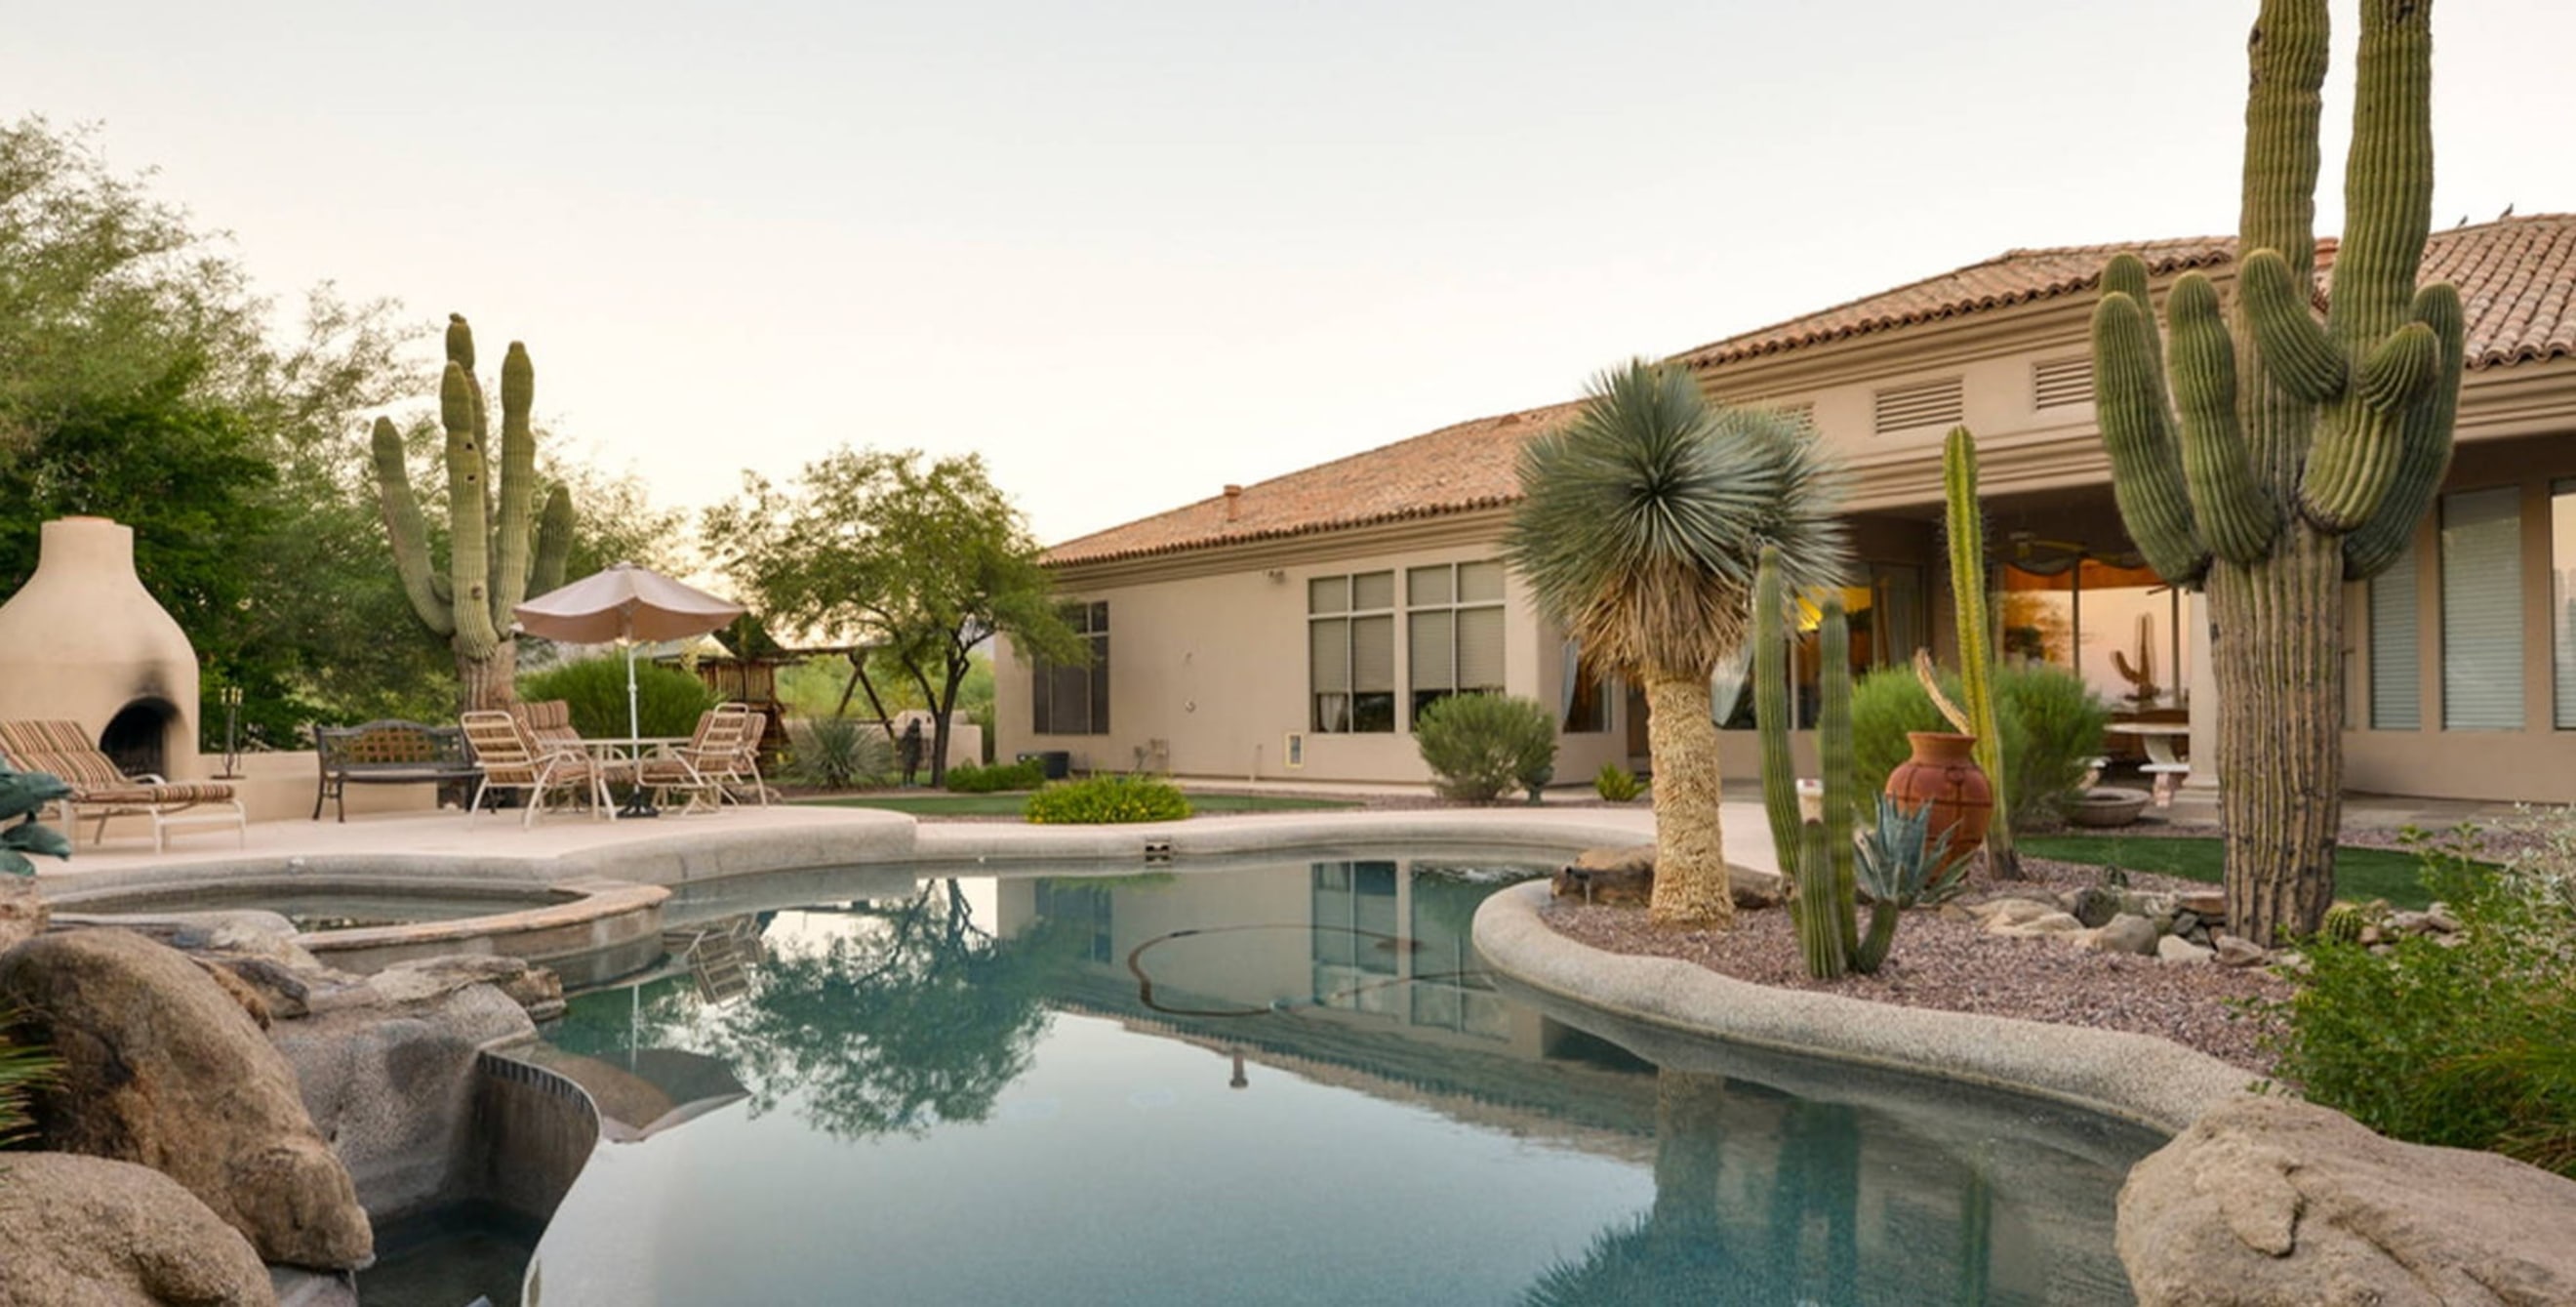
<box><xmin>703</xmin><ymin>446</ymin><xmax>1082</xmax><ymax>786</ymax></box>
<box><xmin>2090</xmin><ymin>0</ymin><xmax>2461</xmax><ymax>944</ymax></box>
<box><xmin>371</xmin><ymin>315</ymin><xmax>575</xmax><ymax>712</ymax></box>
<box><xmin>1507</xmin><ymin>362</ymin><xmax>1846</xmax><ymax>927</ymax></box>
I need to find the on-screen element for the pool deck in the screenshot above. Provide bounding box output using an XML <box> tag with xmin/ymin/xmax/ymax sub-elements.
<box><xmin>29</xmin><ymin>800</ymin><xmax>1690</xmax><ymax>897</ymax></box>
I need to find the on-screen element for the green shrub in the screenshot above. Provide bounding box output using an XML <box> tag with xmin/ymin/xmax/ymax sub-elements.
<box><xmin>1594</xmin><ymin>763</ymin><xmax>1643</xmax><ymax>803</ymax></box>
<box><xmin>1024</xmin><ymin>773</ymin><xmax>1192</xmax><ymax>825</ymax></box>
<box><xmin>946</xmin><ymin>758</ymin><xmax>1047</xmax><ymax>794</ymax></box>
<box><xmin>785</xmin><ymin>715</ymin><xmax>892</xmax><ymax>790</ymax></box>
<box><xmin>2263</xmin><ymin>820</ymin><xmax>2576</xmax><ymax>1177</ymax></box>
<box><xmin>1849</xmin><ymin>663</ymin><xmax>2108</xmax><ymax>828</ymax></box>
<box><xmin>519</xmin><ymin>655</ymin><xmax>719</xmax><ymax>740</ymax></box>
<box><xmin>0</xmin><ymin>1017</ymin><xmax>54</xmax><ymax>1148</ymax></box>
<box><xmin>1414</xmin><ymin>693</ymin><xmax>1556</xmax><ymax>803</ymax></box>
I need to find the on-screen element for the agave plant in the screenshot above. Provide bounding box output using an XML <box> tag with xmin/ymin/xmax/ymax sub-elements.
<box><xmin>1509</xmin><ymin>361</ymin><xmax>1846</xmax><ymax>926</ymax></box>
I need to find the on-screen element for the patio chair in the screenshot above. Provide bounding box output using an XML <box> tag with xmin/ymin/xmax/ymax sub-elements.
<box><xmin>0</xmin><ymin>718</ymin><xmax>246</xmax><ymax>852</ymax></box>
<box><xmin>695</xmin><ymin>702</ymin><xmax>769</xmax><ymax>806</ymax></box>
<box><xmin>459</xmin><ymin>711</ymin><xmax>605</xmax><ymax>827</ymax></box>
<box><xmin>510</xmin><ymin>699</ymin><xmax>587</xmax><ymax>757</ymax></box>
<box><xmin>626</xmin><ymin>705</ymin><xmax>766</xmax><ymax>813</ymax></box>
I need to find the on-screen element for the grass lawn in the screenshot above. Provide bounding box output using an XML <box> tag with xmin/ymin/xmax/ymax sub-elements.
<box><xmin>2020</xmin><ymin>834</ymin><xmax>2462</xmax><ymax>910</ymax></box>
<box><xmin>802</xmin><ymin>791</ymin><xmax>1361</xmax><ymax>818</ymax></box>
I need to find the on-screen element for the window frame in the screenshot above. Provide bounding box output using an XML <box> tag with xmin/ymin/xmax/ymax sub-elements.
<box><xmin>1308</xmin><ymin>572</ymin><xmax>1396</xmax><ymax>733</ymax></box>
<box><xmin>1029</xmin><ymin>600</ymin><xmax>1110</xmax><ymax>736</ymax></box>
<box><xmin>1405</xmin><ymin>560</ymin><xmax>1508</xmax><ymax>727</ymax></box>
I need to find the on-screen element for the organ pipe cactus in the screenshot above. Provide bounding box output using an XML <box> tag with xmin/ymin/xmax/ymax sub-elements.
<box><xmin>1943</xmin><ymin>427</ymin><xmax>2018</xmax><ymax>878</ymax></box>
<box><xmin>373</xmin><ymin>315</ymin><xmax>576</xmax><ymax>712</ymax></box>
<box><xmin>2089</xmin><ymin>0</ymin><xmax>2460</xmax><ymax>944</ymax></box>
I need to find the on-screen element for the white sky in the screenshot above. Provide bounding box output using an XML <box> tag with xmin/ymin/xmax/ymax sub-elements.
<box><xmin>7</xmin><ymin>1</ymin><xmax>2568</xmax><ymax>548</ymax></box>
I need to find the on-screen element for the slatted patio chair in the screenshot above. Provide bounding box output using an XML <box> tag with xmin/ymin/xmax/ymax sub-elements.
<box><xmin>459</xmin><ymin>711</ymin><xmax>604</xmax><ymax>827</ymax></box>
<box><xmin>510</xmin><ymin>699</ymin><xmax>587</xmax><ymax>758</ymax></box>
<box><xmin>627</xmin><ymin>705</ymin><xmax>761</xmax><ymax>814</ymax></box>
<box><xmin>0</xmin><ymin>718</ymin><xmax>245</xmax><ymax>852</ymax></box>
<box><xmin>699</xmin><ymin>702</ymin><xmax>769</xmax><ymax>806</ymax></box>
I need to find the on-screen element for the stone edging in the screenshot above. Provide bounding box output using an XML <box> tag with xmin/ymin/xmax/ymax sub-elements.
<box><xmin>1472</xmin><ymin>879</ymin><xmax>2265</xmax><ymax>1134</ymax></box>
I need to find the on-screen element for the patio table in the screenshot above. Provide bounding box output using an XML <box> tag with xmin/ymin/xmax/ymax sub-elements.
<box><xmin>2106</xmin><ymin>721</ymin><xmax>2192</xmax><ymax>806</ymax></box>
<box><xmin>549</xmin><ymin>736</ymin><xmax>691</xmax><ymax>818</ymax></box>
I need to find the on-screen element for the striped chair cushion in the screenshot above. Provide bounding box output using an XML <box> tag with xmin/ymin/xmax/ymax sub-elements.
<box><xmin>0</xmin><ymin>719</ymin><xmax>234</xmax><ymax>802</ymax></box>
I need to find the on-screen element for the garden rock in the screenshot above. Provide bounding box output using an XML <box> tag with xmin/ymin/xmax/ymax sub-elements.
<box><xmin>0</xmin><ymin>878</ymin><xmax>44</xmax><ymax>951</ymax></box>
<box><xmin>2155</xmin><ymin>934</ymin><xmax>2213</xmax><ymax>964</ymax></box>
<box><xmin>2118</xmin><ymin>1094</ymin><xmax>2576</xmax><ymax>1306</ymax></box>
<box><xmin>271</xmin><ymin>980</ymin><xmax>535</xmax><ymax>1218</ymax></box>
<box><xmin>0</xmin><ymin>1152</ymin><xmax>273</xmax><ymax>1307</ymax></box>
<box><xmin>2071</xmin><ymin>885</ymin><xmax>2124</xmax><ymax>929</ymax></box>
<box><xmin>0</xmin><ymin>928</ymin><xmax>373</xmax><ymax>1269</ymax></box>
<box><xmin>368</xmin><ymin>954</ymin><xmax>566</xmax><ymax>1022</ymax></box>
<box><xmin>2211</xmin><ymin>934</ymin><xmax>2268</xmax><ymax>967</ymax></box>
<box><xmin>1551</xmin><ymin>846</ymin><xmax>1783</xmax><ymax>910</ymax></box>
<box><xmin>2089</xmin><ymin>913</ymin><xmax>2160</xmax><ymax>957</ymax></box>
<box><xmin>2176</xmin><ymin>889</ymin><xmax>2227</xmax><ymax>919</ymax></box>
<box><xmin>1992</xmin><ymin>910</ymin><xmax>2086</xmax><ymax>938</ymax></box>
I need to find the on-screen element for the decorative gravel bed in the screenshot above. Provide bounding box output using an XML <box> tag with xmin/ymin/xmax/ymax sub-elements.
<box><xmin>1542</xmin><ymin>855</ymin><xmax>2294</xmax><ymax>1075</ymax></box>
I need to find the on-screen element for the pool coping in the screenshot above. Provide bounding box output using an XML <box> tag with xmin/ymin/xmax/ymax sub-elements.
<box><xmin>1471</xmin><ymin>879</ymin><xmax>2267</xmax><ymax>1135</ymax></box>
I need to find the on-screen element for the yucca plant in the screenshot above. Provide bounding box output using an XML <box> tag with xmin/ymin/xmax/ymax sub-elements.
<box><xmin>0</xmin><ymin>1018</ymin><xmax>56</xmax><ymax>1148</ymax></box>
<box><xmin>1509</xmin><ymin>362</ymin><xmax>1846</xmax><ymax>926</ymax></box>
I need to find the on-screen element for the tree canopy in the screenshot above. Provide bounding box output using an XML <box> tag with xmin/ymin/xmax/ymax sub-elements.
<box><xmin>704</xmin><ymin>446</ymin><xmax>1078</xmax><ymax>783</ymax></box>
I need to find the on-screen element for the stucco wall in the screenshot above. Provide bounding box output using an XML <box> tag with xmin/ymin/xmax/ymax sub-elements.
<box><xmin>997</xmin><ymin>533</ymin><xmax>1630</xmax><ymax>786</ymax></box>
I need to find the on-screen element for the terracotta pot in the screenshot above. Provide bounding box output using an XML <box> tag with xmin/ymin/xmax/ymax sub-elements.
<box><xmin>1885</xmin><ymin>731</ymin><xmax>1992</xmax><ymax>871</ymax></box>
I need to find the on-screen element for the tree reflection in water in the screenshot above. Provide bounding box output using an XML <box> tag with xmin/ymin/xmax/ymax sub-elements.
<box><xmin>1526</xmin><ymin>1072</ymin><xmax>2007</xmax><ymax>1307</ymax></box>
<box><xmin>664</xmin><ymin>879</ymin><xmax>1074</xmax><ymax>1141</ymax></box>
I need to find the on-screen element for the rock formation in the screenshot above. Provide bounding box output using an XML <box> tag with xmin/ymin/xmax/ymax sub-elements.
<box><xmin>0</xmin><ymin>1152</ymin><xmax>274</xmax><ymax>1306</ymax></box>
<box><xmin>0</xmin><ymin>928</ymin><xmax>373</xmax><ymax>1269</ymax></box>
<box><xmin>2119</xmin><ymin>1094</ymin><xmax>2576</xmax><ymax>1305</ymax></box>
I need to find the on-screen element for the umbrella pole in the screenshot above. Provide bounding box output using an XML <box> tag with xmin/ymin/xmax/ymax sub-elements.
<box><xmin>625</xmin><ymin>641</ymin><xmax>642</xmax><ymax>741</ymax></box>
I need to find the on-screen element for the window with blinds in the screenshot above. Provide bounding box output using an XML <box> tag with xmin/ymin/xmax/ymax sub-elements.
<box><xmin>2555</xmin><ymin>482</ymin><xmax>2576</xmax><ymax>729</ymax></box>
<box><xmin>2439</xmin><ymin>487</ymin><xmax>2523</xmax><ymax>731</ymax></box>
<box><xmin>2367</xmin><ymin>538</ymin><xmax>2421</xmax><ymax>729</ymax></box>
<box><xmin>1406</xmin><ymin>560</ymin><xmax>1507</xmax><ymax>726</ymax></box>
<box><xmin>1309</xmin><ymin>572</ymin><xmax>1395</xmax><ymax>732</ymax></box>
<box><xmin>1031</xmin><ymin>601</ymin><xmax>1110</xmax><ymax>735</ymax></box>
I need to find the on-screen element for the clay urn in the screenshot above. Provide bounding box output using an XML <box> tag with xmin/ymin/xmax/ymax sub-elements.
<box><xmin>1885</xmin><ymin>731</ymin><xmax>1992</xmax><ymax>872</ymax></box>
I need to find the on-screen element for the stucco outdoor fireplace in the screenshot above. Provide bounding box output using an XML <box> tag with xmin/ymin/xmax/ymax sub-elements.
<box><xmin>0</xmin><ymin>516</ymin><xmax>205</xmax><ymax>783</ymax></box>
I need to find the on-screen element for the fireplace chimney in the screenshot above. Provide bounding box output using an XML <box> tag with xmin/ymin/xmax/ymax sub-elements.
<box><xmin>0</xmin><ymin>518</ymin><xmax>203</xmax><ymax>781</ymax></box>
<box><xmin>1222</xmin><ymin>484</ymin><xmax>1243</xmax><ymax>522</ymax></box>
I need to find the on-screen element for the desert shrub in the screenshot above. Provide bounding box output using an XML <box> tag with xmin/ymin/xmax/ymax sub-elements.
<box><xmin>0</xmin><ymin>1017</ymin><xmax>54</xmax><ymax>1147</ymax></box>
<box><xmin>2264</xmin><ymin>820</ymin><xmax>2576</xmax><ymax>1177</ymax></box>
<box><xmin>785</xmin><ymin>715</ymin><xmax>892</xmax><ymax>790</ymax></box>
<box><xmin>519</xmin><ymin>655</ymin><xmax>719</xmax><ymax>740</ymax></box>
<box><xmin>1024</xmin><ymin>773</ymin><xmax>1192</xmax><ymax>825</ymax></box>
<box><xmin>1594</xmin><ymin>763</ymin><xmax>1643</xmax><ymax>802</ymax></box>
<box><xmin>1415</xmin><ymin>693</ymin><xmax>1556</xmax><ymax>803</ymax></box>
<box><xmin>946</xmin><ymin>758</ymin><xmax>1047</xmax><ymax>794</ymax></box>
<box><xmin>1850</xmin><ymin>663</ymin><xmax>2108</xmax><ymax>828</ymax></box>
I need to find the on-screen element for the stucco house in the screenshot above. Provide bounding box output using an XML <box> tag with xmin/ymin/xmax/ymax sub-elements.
<box><xmin>997</xmin><ymin>214</ymin><xmax>2576</xmax><ymax>803</ymax></box>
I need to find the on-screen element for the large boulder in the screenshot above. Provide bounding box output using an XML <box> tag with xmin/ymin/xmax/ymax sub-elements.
<box><xmin>1551</xmin><ymin>845</ymin><xmax>1784</xmax><ymax>909</ymax></box>
<box><xmin>0</xmin><ymin>1151</ymin><xmax>274</xmax><ymax>1306</ymax></box>
<box><xmin>2118</xmin><ymin>1094</ymin><xmax>2576</xmax><ymax>1305</ymax></box>
<box><xmin>0</xmin><ymin>928</ymin><xmax>373</xmax><ymax>1269</ymax></box>
<box><xmin>0</xmin><ymin>878</ymin><xmax>44</xmax><ymax>952</ymax></box>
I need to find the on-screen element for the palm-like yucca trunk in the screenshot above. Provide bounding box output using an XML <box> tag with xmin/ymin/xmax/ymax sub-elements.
<box><xmin>1644</xmin><ymin>673</ymin><xmax>1732</xmax><ymax>927</ymax></box>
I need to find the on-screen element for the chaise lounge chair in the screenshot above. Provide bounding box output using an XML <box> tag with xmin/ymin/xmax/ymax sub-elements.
<box><xmin>0</xmin><ymin>718</ymin><xmax>246</xmax><ymax>853</ymax></box>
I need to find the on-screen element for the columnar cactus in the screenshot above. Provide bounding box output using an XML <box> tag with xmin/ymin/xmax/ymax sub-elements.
<box><xmin>1755</xmin><ymin>550</ymin><xmax>1871</xmax><ymax>978</ymax></box>
<box><xmin>1943</xmin><ymin>427</ymin><xmax>2018</xmax><ymax>879</ymax></box>
<box><xmin>2090</xmin><ymin>0</ymin><xmax>2460</xmax><ymax>944</ymax></box>
<box><xmin>372</xmin><ymin>315</ymin><xmax>575</xmax><ymax>711</ymax></box>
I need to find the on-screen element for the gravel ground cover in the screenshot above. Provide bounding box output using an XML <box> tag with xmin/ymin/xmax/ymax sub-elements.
<box><xmin>1542</xmin><ymin>855</ymin><xmax>2294</xmax><ymax>1074</ymax></box>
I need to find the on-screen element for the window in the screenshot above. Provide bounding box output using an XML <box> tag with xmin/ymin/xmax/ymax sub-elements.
<box><xmin>1030</xmin><ymin>601</ymin><xmax>1108</xmax><ymax>735</ymax></box>
<box><xmin>1309</xmin><ymin>572</ymin><xmax>1394</xmax><ymax>732</ymax></box>
<box><xmin>2368</xmin><ymin>535</ymin><xmax>2421</xmax><ymax>729</ymax></box>
<box><xmin>1722</xmin><ymin>564</ymin><xmax>1925</xmax><ymax>729</ymax></box>
<box><xmin>1561</xmin><ymin>644</ymin><xmax>1613</xmax><ymax>733</ymax></box>
<box><xmin>2554</xmin><ymin>481</ymin><xmax>2576</xmax><ymax>729</ymax></box>
<box><xmin>2440</xmin><ymin>487</ymin><xmax>2522</xmax><ymax>730</ymax></box>
<box><xmin>1407</xmin><ymin>560</ymin><xmax>1506</xmax><ymax>725</ymax></box>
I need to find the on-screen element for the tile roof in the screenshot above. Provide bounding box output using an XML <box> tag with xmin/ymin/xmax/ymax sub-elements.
<box><xmin>1048</xmin><ymin>215</ymin><xmax>2576</xmax><ymax>568</ymax></box>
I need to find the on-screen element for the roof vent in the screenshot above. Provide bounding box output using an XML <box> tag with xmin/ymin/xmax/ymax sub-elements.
<box><xmin>1872</xmin><ymin>377</ymin><xmax>1964</xmax><ymax>435</ymax></box>
<box><xmin>2033</xmin><ymin>356</ymin><xmax>2095</xmax><ymax>410</ymax></box>
<box><xmin>1222</xmin><ymin>484</ymin><xmax>1243</xmax><ymax>521</ymax></box>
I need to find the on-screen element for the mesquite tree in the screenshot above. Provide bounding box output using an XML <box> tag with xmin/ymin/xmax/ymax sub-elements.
<box><xmin>372</xmin><ymin>315</ymin><xmax>574</xmax><ymax>711</ymax></box>
<box><xmin>2090</xmin><ymin>0</ymin><xmax>2461</xmax><ymax>944</ymax></box>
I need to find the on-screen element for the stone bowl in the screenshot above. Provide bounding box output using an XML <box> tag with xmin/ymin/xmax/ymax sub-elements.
<box><xmin>2064</xmin><ymin>787</ymin><xmax>2152</xmax><ymax>829</ymax></box>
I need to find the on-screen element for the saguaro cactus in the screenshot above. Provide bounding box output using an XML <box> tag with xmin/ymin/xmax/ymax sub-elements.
<box><xmin>372</xmin><ymin>315</ymin><xmax>575</xmax><ymax>711</ymax></box>
<box><xmin>2090</xmin><ymin>0</ymin><xmax>2460</xmax><ymax>944</ymax></box>
<box><xmin>1943</xmin><ymin>427</ymin><xmax>2019</xmax><ymax>879</ymax></box>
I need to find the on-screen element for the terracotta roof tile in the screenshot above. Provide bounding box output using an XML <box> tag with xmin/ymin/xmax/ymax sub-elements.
<box><xmin>1049</xmin><ymin>216</ymin><xmax>2576</xmax><ymax>568</ymax></box>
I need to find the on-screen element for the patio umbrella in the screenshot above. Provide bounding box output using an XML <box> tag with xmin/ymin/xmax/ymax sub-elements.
<box><xmin>513</xmin><ymin>561</ymin><xmax>745</xmax><ymax>740</ymax></box>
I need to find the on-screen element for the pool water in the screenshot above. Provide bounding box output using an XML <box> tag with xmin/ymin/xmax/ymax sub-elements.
<box><xmin>529</xmin><ymin>858</ymin><xmax>2155</xmax><ymax>1305</ymax></box>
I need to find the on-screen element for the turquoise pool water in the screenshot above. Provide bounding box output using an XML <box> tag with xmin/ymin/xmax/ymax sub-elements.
<box><xmin>528</xmin><ymin>857</ymin><xmax>2154</xmax><ymax>1305</ymax></box>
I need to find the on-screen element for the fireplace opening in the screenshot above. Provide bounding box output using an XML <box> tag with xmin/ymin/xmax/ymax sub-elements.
<box><xmin>101</xmin><ymin>698</ymin><xmax>180</xmax><ymax>780</ymax></box>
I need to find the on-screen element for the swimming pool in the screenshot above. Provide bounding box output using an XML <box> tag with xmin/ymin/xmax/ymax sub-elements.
<box><xmin>522</xmin><ymin>856</ymin><xmax>2154</xmax><ymax>1304</ymax></box>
